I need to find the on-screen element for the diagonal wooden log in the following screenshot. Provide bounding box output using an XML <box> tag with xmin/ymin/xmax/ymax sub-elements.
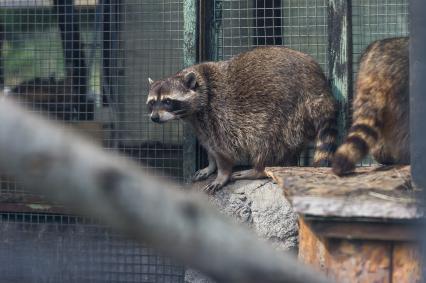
<box><xmin>0</xmin><ymin>99</ymin><xmax>331</xmax><ymax>283</ymax></box>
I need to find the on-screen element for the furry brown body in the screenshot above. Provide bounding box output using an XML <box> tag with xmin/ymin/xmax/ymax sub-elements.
<box><xmin>332</xmin><ymin>37</ymin><xmax>409</xmax><ymax>176</ymax></box>
<box><xmin>148</xmin><ymin>46</ymin><xmax>337</xmax><ymax>192</ymax></box>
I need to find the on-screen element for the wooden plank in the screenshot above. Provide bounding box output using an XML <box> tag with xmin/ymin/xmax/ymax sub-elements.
<box><xmin>392</xmin><ymin>242</ymin><xmax>423</xmax><ymax>283</ymax></box>
<box><xmin>0</xmin><ymin>192</ymin><xmax>72</xmax><ymax>214</ymax></box>
<box><xmin>325</xmin><ymin>239</ymin><xmax>391</xmax><ymax>283</ymax></box>
<box><xmin>299</xmin><ymin>218</ymin><xmax>423</xmax><ymax>282</ymax></box>
<box><xmin>298</xmin><ymin>218</ymin><xmax>328</xmax><ymax>273</ymax></box>
<box><xmin>0</xmin><ymin>202</ymin><xmax>71</xmax><ymax>214</ymax></box>
<box><xmin>307</xmin><ymin>219</ymin><xmax>419</xmax><ymax>241</ymax></box>
<box><xmin>265</xmin><ymin>166</ymin><xmax>423</xmax><ymax>220</ymax></box>
<box><xmin>328</xmin><ymin>0</ymin><xmax>353</xmax><ymax>141</ymax></box>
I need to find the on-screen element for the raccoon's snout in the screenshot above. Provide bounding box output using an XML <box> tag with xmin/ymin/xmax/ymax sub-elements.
<box><xmin>151</xmin><ymin>113</ymin><xmax>161</xmax><ymax>123</ymax></box>
<box><xmin>150</xmin><ymin>110</ymin><xmax>176</xmax><ymax>123</ymax></box>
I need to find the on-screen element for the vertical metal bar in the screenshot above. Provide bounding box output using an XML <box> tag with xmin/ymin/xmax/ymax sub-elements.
<box><xmin>102</xmin><ymin>0</ymin><xmax>122</xmax><ymax>148</ymax></box>
<box><xmin>198</xmin><ymin>0</ymin><xmax>222</xmax><ymax>170</ymax></box>
<box><xmin>54</xmin><ymin>0</ymin><xmax>92</xmax><ymax>121</ymax></box>
<box><xmin>410</xmin><ymin>0</ymin><xmax>426</xmax><ymax>189</ymax></box>
<box><xmin>0</xmin><ymin>23</ymin><xmax>3</xmax><ymax>90</ymax></box>
<box><xmin>183</xmin><ymin>0</ymin><xmax>199</xmax><ymax>182</ymax></box>
<box><xmin>327</xmin><ymin>0</ymin><xmax>353</xmax><ymax>143</ymax></box>
<box><xmin>202</xmin><ymin>0</ymin><xmax>221</xmax><ymax>61</ymax></box>
<box><xmin>409</xmin><ymin>0</ymin><xmax>426</xmax><ymax>276</ymax></box>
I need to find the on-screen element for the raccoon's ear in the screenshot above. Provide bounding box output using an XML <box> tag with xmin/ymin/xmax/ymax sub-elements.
<box><xmin>148</xmin><ymin>77</ymin><xmax>154</xmax><ymax>86</ymax></box>
<box><xmin>183</xmin><ymin>72</ymin><xmax>197</xmax><ymax>90</ymax></box>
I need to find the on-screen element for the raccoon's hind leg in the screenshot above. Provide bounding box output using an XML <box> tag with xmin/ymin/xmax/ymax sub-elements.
<box><xmin>231</xmin><ymin>168</ymin><xmax>267</xmax><ymax>181</ymax></box>
<box><xmin>192</xmin><ymin>152</ymin><xmax>217</xmax><ymax>182</ymax></box>
<box><xmin>231</xmin><ymin>151</ymin><xmax>288</xmax><ymax>181</ymax></box>
<box><xmin>371</xmin><ymin>141</ymin><xmax>395</xmax><ymax>165</ymax></box>
<box><xmin>203</xmin><ymin>153</ymin><xmax>233</xmax><ymax>194</ymax></box>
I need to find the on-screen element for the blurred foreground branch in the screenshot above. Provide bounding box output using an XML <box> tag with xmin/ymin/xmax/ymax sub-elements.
<box><xmin>0</xmin><ymin>99</ymin><xmax>330</xmax><ymax>283</ymax></box>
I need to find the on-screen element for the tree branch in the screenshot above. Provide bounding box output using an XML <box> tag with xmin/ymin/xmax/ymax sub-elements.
<box><xmin>0</xmin><ymin>99</ymin><xmax>330</xmax><ymax>283</ymax></box>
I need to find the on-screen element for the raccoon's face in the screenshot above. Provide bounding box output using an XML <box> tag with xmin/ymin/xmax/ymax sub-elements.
<box><xmin>146</xmin><ymin>72</ymin><xmax>199</xmax><ymax>123</ymax></box>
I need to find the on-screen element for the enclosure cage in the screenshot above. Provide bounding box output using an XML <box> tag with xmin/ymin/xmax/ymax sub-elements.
<box><xmin>0</xmin><ymin>0</ymin><xmax>409</xmax><ymax>281</ymax></box>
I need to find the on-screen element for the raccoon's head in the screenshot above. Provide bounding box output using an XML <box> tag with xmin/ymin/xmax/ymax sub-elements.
<box><xmin>146</xmin><ymin>71</ymin><xmax>203</xmax><ymax>123</ymax></box>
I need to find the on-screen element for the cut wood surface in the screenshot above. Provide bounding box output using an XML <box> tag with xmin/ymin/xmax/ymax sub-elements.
<box><xmin>266</xmin><ymin>166</ymin><xmax>423</xmax><ymax>219</ymax></box>
<box><xmin>298</xmin><ymin>219</ymin><xmax>423</xmax><ymax>283</ymax></box>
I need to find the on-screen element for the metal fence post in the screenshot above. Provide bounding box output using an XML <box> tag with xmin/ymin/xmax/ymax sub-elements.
<box><xmin>202</xmin><ymin>0</ymin><xmax>221</xmax><ymax>62</ymax></box>
<box><xmin>327</xmin><ymin>0</ymin><xmax>353</xmax><ymax>143</ymax></box>
<box><xmin>409</xmin><ymin>0</ymin><xmax>426</xmax><ymax>277</ymax></box>
<box><xmin>183</xmin><ymin>0</ymin><xmax>199</xmax><ymax>182</ymax></box>
<box><xmin>0</xmin><ymin>23</ymin><xmax>3</xmax><ymax>90</ymax></box>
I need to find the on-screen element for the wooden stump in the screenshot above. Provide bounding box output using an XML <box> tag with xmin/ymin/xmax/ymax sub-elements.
<box><xmin>266</xmin><ymin>166</ymin><xmax>423</xmax><ymax>283</ymax></box>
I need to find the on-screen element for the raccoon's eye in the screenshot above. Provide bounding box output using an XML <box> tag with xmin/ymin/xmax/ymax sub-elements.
<box><xmin>163</xmin><ymin>99</ymin><xmax>172</xmax><ymax>105</ymax></box>
<box><xmin>147</xmin><ymin>100</ymin><xmax>155</xmax><ymax>110</ymax></box>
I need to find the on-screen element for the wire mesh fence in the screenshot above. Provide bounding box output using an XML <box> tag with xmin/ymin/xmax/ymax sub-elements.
<box><xmin>0</xmin><ymin>212</ymin><xmax>184</xmax><ymax>283</ymax></box>
<box><xmin>0</xmin><ymin>0</ymin><xmax>411</xmax><ymax>281</ymax></box>
<box><xmin>1</xmin><ymin>0</ymin><xmax>185</xmax><ymax>183</ymax></box>
<box><xmin>0</xmin><ymin>0</ymin><xmax>186</xmax><ymax>281</ymax></box>
<box><xmin>352</xmin><ymin>0</ymin><xmax>409</xmax><ymax>74</ymax></box>
<box><xmin>214</xmin><ymin>0</ymin><xmax>328</xmax><ymax>71</ymax></box>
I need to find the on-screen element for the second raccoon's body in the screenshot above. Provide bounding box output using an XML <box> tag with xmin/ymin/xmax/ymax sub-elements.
<box><xmin>148</xmin><ymin>46</ymin><xmax>337</xmax><ymax>192</ymax></box>
<box><xmin>332</xmin><ymin>37</ymin><xmax>409</xmax><ymax>175</ymax></box>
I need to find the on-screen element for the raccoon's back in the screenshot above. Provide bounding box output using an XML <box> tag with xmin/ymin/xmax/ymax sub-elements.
<box><xmin>332</xmin><ymin>37</ymin><xmax>409</xmax><ymax>176</ymax></box>
<box><xmin>219</xmin><ymin>46</ymin><xmax>332</xmax><ymax>127</ymax></box>
<box><xmin>356</xmin><ymin>37</ymin><xmax>408</xmax><ymax>104</ymax></box>
<box><xmin>226</xmin><ymin>46</ymin><xmax>329</xmax><ymax>101</ymax></box>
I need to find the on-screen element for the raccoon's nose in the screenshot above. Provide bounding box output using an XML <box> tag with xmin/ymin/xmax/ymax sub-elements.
<box><xmin>151</xmin><ymin>113</ymin><xmax>160</xmax><ymax>123</ymax></box>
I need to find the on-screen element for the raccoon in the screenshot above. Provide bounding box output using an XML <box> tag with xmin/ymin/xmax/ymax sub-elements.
<box><xmin>147</xmin><ymin>46</ymin><xmax>337</xmax><ymax>193</ymax></box>
<box><xmin>332</xmin><ymin>37</ymin><xmax>409</xmax><ymax>176</ymax></box>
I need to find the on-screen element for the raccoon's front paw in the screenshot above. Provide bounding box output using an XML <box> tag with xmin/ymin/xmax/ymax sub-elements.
<box><xmin>192</xmin><ymin>168</ymin><xmax>213</xmax><ymax>182</ymax></box>
<box><xmin>203</xmin><ymin>181</ymin><xmax>224</xmax><ymax>194</ymax></box>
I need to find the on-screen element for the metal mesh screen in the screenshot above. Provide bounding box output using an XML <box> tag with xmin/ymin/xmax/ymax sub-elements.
<box><xmin>0</xmin><ymin>212</ymin><xmax>184</xmax><ymax>282</ymax></box>
<box><xmin>1</xmin><ymin>0</ymin><xmax>185</xmax><ymax>192</ymax></box>
<box><xmin>0</xmin><ymin>1</ymin><xmax>186</xmax><ymax>281</ymax></box>
<box><xmin>352</xmin><ymin>0</ymin><xmax>409</xmax><ymax>75</ymax></box>
<box><xmin>119</xmin><ymin>0</ymin><xmax>184</xmax><ymax>180</ymax></box>
<box><xmin>214</xmin><ymin>0</ymin><xmax>328</xmax><ymax>72</ymax></box>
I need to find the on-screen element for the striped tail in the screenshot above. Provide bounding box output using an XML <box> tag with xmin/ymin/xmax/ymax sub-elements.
<box><xmin>313</xmin><ymin>117</ymin><xmax>338</xmax><ymax>167</ymax></box>
<box><xmin>332</xmin><ymin>119</ymin><xmax>380</xmax><ymax>176</ymax></box>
